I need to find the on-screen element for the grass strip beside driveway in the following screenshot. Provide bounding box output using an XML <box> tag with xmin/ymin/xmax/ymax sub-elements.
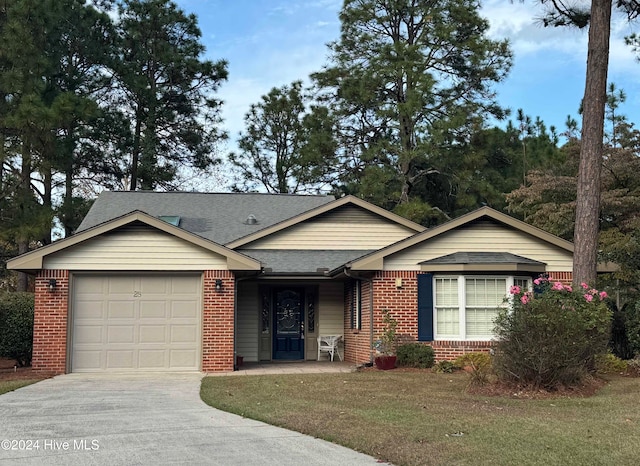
<box><xmin>0</xmin><ymin>379</ymin><xmax>42</xmax><ymax>395</ymax></box>
<box><xmin>201</xmin><ymin>371</ymin><xmax>640</xmax><ymax>466</ymax></box>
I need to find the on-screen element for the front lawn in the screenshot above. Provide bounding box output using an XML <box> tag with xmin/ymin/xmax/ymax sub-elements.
<box><xmin>201</xmin><ymin>371</ymin><xmax>640</xmax><ymax>466</ymax></box>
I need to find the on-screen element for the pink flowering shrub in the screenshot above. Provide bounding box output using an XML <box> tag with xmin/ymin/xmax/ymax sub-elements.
<box><xmin>493</xmin><ymin>276</ymin><xmax>612</xmax><ymax>389</ymax></box>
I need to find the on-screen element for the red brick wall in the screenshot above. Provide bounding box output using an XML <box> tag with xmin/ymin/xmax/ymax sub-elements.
<box><xmin>344</xmin><ymin>280</ymin><xmax>373</xmax><ymax>364</ymax></box>
<box><xmin>343</xmin><ymin>270</ymin><xmax>568</xmax><ymax>364</ymax></box>
<box><xmin>429</xmin><ymin>341</ymin><xmax>494</xmax><ymax>361</ymax></box>
<box><xmin>547</xmin><ymin>271</ymin><xmax>573</xmax><ymax>286</ymax></box>
<box><xmin>33</xmin><ymin>270</ymin><xmax>69</xmax><ymax>374</ymax></box>
<box><xmin>202</xmin><ymin>270</ymin><xmax>235</xmax><ymax>372</ymax></box>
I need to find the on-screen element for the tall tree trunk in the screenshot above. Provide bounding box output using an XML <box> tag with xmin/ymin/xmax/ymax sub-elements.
<box><xmin>130</xmin><ymin>111</ymin><xmax>142</xmax><ymax>191</ymax></box>
<box><xmin>64</xmin><ymin>164</ymin><xmax>73</xmax><ymax>237</ymax></box>
<box><xmin>42</xmin><ymin>164</ymin><xmax>52</xmax><ymax>245</ymax></box>
<box><xmin>16</xmin><ymin>142</ymin><xmax>32</xmax><ymax>292</ymax></box>
<box><xmin>573</xmin><ymin>0</ymin><xmax>612</xmax><ymax>286</ymax></box>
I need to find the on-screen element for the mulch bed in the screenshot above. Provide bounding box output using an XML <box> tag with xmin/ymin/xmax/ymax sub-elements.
<box><xmin>0</xmin><ymin>357</ymin><xmax>53</xmax><ymax>382</ymax></box>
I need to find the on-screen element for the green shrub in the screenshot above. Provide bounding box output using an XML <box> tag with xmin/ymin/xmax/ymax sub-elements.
<box><xmin>595</xmin><ymin>352</ymin><xmax>629</xmax><ymax>374</ymax></box>
<box><xmin>396</xmin><ymin>343</ymin><xmax>435</xmax><ymax>368</ymax></box>
<box><xmin>493</xmin><ymin>278</ymin><xmax>612</xmax><ymax>390</ymax></box>
<box><xmin>433</xmin><ymin>360</ymin><xmax>458</xmax><ymax>373</ymax></box>
<box><xmin>626</xmin><ymin>301</ymin><xmax>640</xmax><ymax>357</ymax></box>
<box><xmin>627</xmin><ymin>357</ymin><xmax>640</xmax><ymax>377</ymax></box>
<box><xmin>455</xmin><ymin>352</ymin><xmax>492</xmax><ymax>386</ymax></box>
<box><xmin>0</xmin><ymin>292</ymin><xmax>35</xmax><ymax>367</ymax></box>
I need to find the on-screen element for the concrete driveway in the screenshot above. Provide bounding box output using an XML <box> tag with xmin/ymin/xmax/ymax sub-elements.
<box><xmin>0</xmin><ymin>373</ymin><xmax>385</xmax><ymax>465</ymax></box>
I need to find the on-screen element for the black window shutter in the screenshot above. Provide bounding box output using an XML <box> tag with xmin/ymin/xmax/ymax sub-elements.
<box><xmin>349</xmin><ymin>283</ymin><xmax>355</xmax><ymax>329</ymax></box>
<box><xmin>417</xmin><ymin>273</ymin><xmax>434</xmax><ymax>341</ymax></box>
<box><xmin>357</xmin><ymin>281</ymin><xmax>362</xmax><ymax>329</ymax></box>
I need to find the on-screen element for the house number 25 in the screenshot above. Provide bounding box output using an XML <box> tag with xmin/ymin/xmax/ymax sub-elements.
<box><xmin>133</xmin><ymin>291</ymin><xmax>141</xmax><ymax>297</ymax></box>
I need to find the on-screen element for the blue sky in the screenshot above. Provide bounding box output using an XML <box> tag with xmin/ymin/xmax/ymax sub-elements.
<box><xmin>174</xmin><ymin>0</ymin><xmax>640</xmax><ymax>186</ymax></box>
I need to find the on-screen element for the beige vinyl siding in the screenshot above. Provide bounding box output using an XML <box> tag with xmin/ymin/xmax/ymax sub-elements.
<box><xmin>43</xmin><ymin>226</ymin><xmax>228</xmax><ymax>271</ymax></box>
<box><xmin>236</xmin><ymin>281</ymin><xmax>259</xmax><ymax>362</ymax></box>
<box><xmin>245</xmin><ymin>206</ymin><xmax>416</xmax><ymax>250</ymax></box>
<box><xmin>385</xmin><ymin>220</ymin><xmax>573</xmax><ymax>271</ymax></box>
<box><xmin>313</xmin><ymin>282</ymin><xmax>344</xmax><ymax>360</ymax></box>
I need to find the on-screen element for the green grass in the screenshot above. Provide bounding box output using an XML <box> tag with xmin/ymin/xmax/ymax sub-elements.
<box><xmin>201</xmin><ymin>372</ymin><xmax>640</xmax><ymax>466</ymax></box>
<box><xmin>0</xmin><ymin>379</ymin><xmax>41</xmax><ymax>395</ymax></box>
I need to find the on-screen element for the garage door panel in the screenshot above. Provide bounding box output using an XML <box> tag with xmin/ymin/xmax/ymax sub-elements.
<box><xmin>107</xmin><ymin>276</ymin><xmax>136</xmax><ymax>293</ymax></box>
<box><xmin>138</xmin><ymin>350</ymin><xmax>166</xmax><ymax>368</ymax></box>
<box><xmin>170</xmin><ymin>350</ymin><xmax>198</xmax><ymax>368</ymax></box>
<box><xmin>140</xmin><ymin>301</ymin><xmax>167</xmax><ymax>318</ymax></box>
<box><xmin>72</xmin><ymin>275</ymin><xmax>202</xmax><ymax>372</ymax></box>
<box><xmin>74</xmin><ymin>326</ymin><xmax>102</xmax><ymax>344</ymax></box>
<box><xmin>139</xmin><ymin>325</ymin><xmax>167</xmax><ymax>343</ymax></box>
<box><xmin>108</xmin><ymin>302</ymin><xmax>135</xmax><ymax>319</ymax></box>
<box><xmin>75</xmin><ymin>301</ymin><xmax>105</xmax><ymax>319</ymax></box>
<box><xmin>171</xmin><ymin>301</ymin><xmax>199</xmax><ymax>318</ymax></box>
<box><xmin>170</xmin><ymin>325</ymin><xmax>198</xmax><ymax>343</ymax></box>
<box><xmin>140</xmin><ymin>277</ymin><xmax>169</xmax><ymax>293</ymax></box>
<box><xmin>107</xmin><ymin>325</ymin><xmax>135</xmax><ymax>343</ymax></box>
<box><xmin>73</xmin><ymin>351</ymin><xmax>101</xmax><ymax>371</ymax></box>
<box><xmin>106</xmin><ymin>350</ymin><xmax>134</xmax><ymax>368</ymax></box>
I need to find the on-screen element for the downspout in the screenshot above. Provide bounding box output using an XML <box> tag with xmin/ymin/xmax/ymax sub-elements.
<box><xmin>344</xmin><ymin>267</ymin><xmax>375</xmax><ymax>366</ymax></box>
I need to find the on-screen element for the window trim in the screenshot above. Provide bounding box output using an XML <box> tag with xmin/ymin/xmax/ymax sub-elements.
<box><xmin>433</xmin><ymin>275</ymin><xmax>532</xmax><ymax>341</ymax></box>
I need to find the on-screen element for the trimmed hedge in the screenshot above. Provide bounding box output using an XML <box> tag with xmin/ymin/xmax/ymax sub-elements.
<box><xmin>0</xmin><ymin>292</ymin><xmax>35</xmax><ymax>367</ymax></box>
<box><xmin>396</xmin><ymin>343</ymin><xmax>435</xmax><ymax>368</ymax></box>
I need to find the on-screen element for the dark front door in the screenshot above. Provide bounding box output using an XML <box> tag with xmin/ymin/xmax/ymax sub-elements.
<box><xmin>273</xmin><ymin>288</ymin><xmax>305</xmax><ymax>360</ymax></box>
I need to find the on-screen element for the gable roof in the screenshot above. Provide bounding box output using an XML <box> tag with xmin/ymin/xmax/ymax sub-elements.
<box><xmin>7</xmin><ymin>211</ymin><xmax>262</xmax><ymax>272</ymax></box>
<box><xmin>77</xmin><ymin>191</ymin><xmax>335</xmax><ymax>245</ymax></box>
<box><xmin>342</xmin><ymin>206</ymin><xmax>574</xmax><ymax>271</ymax></box>
<box><xmin>225</xmin><ymin>195</ymin><xmax>426</xmax><ymax>249</ymax></box>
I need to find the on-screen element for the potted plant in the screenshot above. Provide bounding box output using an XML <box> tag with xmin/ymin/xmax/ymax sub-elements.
<box><xmin>373</xmin><ymin>309</ymin><xmax>398</xmax><ymax>370</ymax></box>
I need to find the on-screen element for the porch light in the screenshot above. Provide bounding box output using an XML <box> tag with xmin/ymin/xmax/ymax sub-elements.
<box><xmin>48</xmin><ymin>279</ymin><xmax>57</xmax><ymax>291</ymax></box>
<box><xmin>395</xmin><ymin>277</ymin><xmax>403</xmax><ymax>289</ymax></box>
<box><xmin>215</xmin><ymin>279</ymin><xmax>223</xmax><ymax>292</ymax></box>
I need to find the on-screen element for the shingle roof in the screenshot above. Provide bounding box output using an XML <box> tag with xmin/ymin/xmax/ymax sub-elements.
<box><xmin>240</xmin><ymin>249</ymin><xmax>376</xmax><ymax>274</ymax></box>
<box><xmin>77</xmin><ymin>191</ymin><xmax>334</xmax><ymax>245</ymax></box>
<box><xmin>419</xmin><ymin>252</ymin><xmax>546</xmax><ymax>266</ymax></box>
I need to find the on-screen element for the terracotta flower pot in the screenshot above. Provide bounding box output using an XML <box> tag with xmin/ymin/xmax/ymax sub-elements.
<box><xmin>374</xmin><ymin>355</ymin><xmax>397</xmax><ymax>370</ymax></box>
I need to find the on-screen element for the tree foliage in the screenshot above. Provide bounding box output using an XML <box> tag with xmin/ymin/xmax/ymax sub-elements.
<box><xmin>114</xmin><ymin>0</ymin><xmax>228</xmax><ymax>190</ymax></box>
<box><xmin>229</xmin><ymin>81</ymin><xmax>338</xmax><ymax>194</ymax></box>
<box><xmin>0</xmin><ymin>0</ymin><xmax>228</xmax><ymax>289</ymax></box>
<box><xmin>313</xmin><ymin>0</ymin><xmax>512</xmax><ymax>219</ymax></box>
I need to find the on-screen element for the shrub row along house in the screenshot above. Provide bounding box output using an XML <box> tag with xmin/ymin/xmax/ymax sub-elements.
<box><xmin>7</xmin><ymin>192</ymin><xmax>610</xmax><ymax>374</ymax></box>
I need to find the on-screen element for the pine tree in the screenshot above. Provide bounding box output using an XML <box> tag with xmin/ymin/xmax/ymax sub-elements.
<box><xmin>313</xmin><ymin>0</ymin><xmax>512</xmax><ymax>217</ymax></box>
<box><xmin>113</xmin><ymin>0</ymin><xmax>228</xmax><ymax>190</ymax></box>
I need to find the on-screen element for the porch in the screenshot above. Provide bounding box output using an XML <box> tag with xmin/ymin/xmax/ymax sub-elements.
<box><xmin>235</xmin><ymin>279</ymin><xmax>348</xmax><ymax>363</ymax></box>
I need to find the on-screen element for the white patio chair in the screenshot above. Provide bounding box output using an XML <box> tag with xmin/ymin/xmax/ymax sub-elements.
<box><xmin>317</xmin><ymin>335</ymin><xmax>343</xmax><ymax>362</ymax></box>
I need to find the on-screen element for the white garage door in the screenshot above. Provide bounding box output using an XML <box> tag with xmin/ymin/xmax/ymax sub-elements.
<box><xmin>72</xmin><ymin>274</ymin><xmax>202</xmax><ymax>372</ymax></box>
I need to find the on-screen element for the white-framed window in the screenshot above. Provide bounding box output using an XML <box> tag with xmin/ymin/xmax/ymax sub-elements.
<box><xmin>434</xmin><ymin>275</ymin><xmax>531</xmax><ymax>341</ymax></box>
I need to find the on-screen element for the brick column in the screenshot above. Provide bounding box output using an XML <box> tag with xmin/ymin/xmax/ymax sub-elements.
<box><xmin>202</xmin><ymin>270</ymin><xmax>235</xmax><ymax>372</ymax></box>
<box><xmin>33</xmin><ymin>270</ymin><xmax>69</xmax><ymax>374</ymax></box>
